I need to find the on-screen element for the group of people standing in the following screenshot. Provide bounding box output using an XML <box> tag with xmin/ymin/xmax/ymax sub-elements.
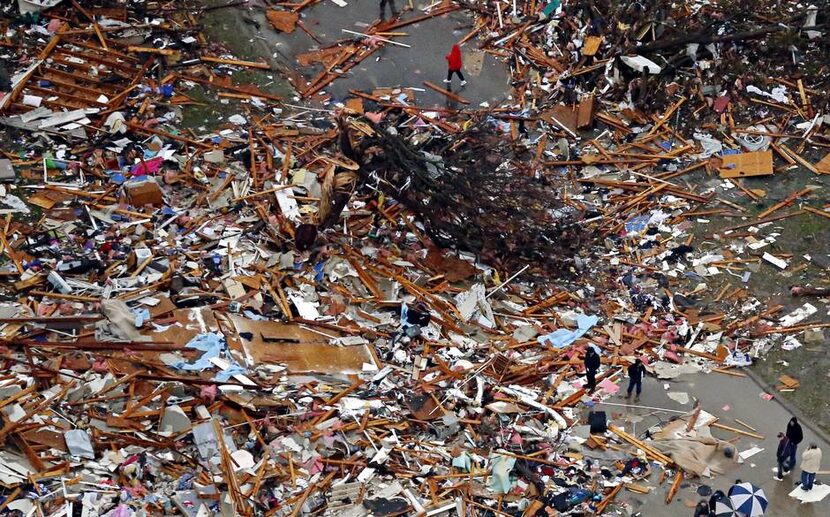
<box><xmin>776</xmin><ymin>417</ymin><xmax>822</xmax><ymax>491</ymax></box>
<box><xmin>580</xmin><ymin>347</ymin><xmax>824</xmax><ymax>512</ymax></box>
<box><xmin>692</xmin><ymin>418</ymin><xmax>823</xmax><ymax>516</ymax></box>
<box><xmin>582</xmin><ymin>346</ymin><xmax>645</xmax><ymax>401</ymax></box>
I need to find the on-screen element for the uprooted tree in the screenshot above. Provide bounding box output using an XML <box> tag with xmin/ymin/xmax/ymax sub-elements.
<box><xmin>318</xmin><ymin>115</ymin><xmax>594</xmax><ymax>274</ymax></box>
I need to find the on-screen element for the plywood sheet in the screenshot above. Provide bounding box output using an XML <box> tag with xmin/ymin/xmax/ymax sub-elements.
<box><xmin>228</xmin><ymin>315</ymin><xmax>377</xmax><ymax>375</ymax></box>
<box><xmin>582</xmin><ymin>36</ymin><xmax>603</xmax><ymax>57</ymax></box>
<box><xmin>718</xmin><ymin>150</ymin><xmax>773</xmax><ymax>178</ymax></box>
<box><xmin>815</xmin><ymin>152</ymin><xmax>830</xmax><ymax>174</ymax></box>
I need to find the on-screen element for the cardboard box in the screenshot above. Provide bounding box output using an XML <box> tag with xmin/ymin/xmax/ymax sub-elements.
<box><xmin>123</xmin><ymin>180</ymin><xmax>164</xmax><ymax>206</ymax></box>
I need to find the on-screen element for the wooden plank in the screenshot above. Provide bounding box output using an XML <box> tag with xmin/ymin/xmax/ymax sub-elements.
<box><xmin>780</xmin><ymin>144</ymin><xmax>820</xmax><ymax>174</ymax></box>
<box><xmin>24</xmin><ymin>84</ymin><xmax>108</xmax><ymax>107</ymax></box>
<box><xmin>711</xmin><ymin>421</ymin><xmax>764</xmax><ymax>440</ymax></box>
<box><xmin>718</xmin><ymin>150</ymin><xmax>774</xmax><ymax>178</ymax></box>
<box><xmin>176</xmin><ymin>74</ymin><xmax>283</xmax><ymax>102</ymax></box>
<box><xmin>756</xmin><ymin>187</ymin><xmax>813</xmax><ymax>219</ymax></box>
<box><xmin>804</xmin><ymin>206</ymin><xmax>830</xmax><ymax>220</ymax></box>
<box><xmin>665</xmin><ymin>471</ymin><xmax>683</xmax><ymax>504</ymax></box>
<box><xmin>422</xmin><ymin>81</ymin><xmax>470</xmax><ymax>104</ymax></box>
<box><xmin>200</xmin><ymin>56</ymin><xmax>271</xmax><ymax>69</ymax></box>
<box><xmin>128</xmin><ymin>46</ymin><xmax>177</xmax><ymax>56</ymax></box>
<box><xmin>609</xmin><ymin>425</ymin><xmax>673</xmax><ymax>465</ymax></box>
<box><xmin>126</xmin><ymin>121</ymin><xmax>213</xmax><ymax>148</ymax></box>
<box><xmin>596</xmin><ymin>484</ymin><xmax>622</xmax><ymax>514</ymax></box>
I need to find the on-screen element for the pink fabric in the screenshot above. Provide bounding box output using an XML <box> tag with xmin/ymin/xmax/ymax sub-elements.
<box><xmin>130</xmin><ymin>157</ymin><xmax>164</xmax><ymax>176</ymax></box>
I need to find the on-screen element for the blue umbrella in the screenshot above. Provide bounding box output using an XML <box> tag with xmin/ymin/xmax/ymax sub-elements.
<box><xmin>729</xmin><ymin>482</ymin><xmax>768</xmax><ymax>516</ymax></box>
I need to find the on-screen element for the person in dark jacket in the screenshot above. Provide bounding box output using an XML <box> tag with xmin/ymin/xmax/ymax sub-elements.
<box><xmin>584</xmin><ymin>346</ymin><xmax>601</xmax><ymax>393</ymax></box>
<box><xmin>444</xmin><ymin>44</ymin><xmax>466</xmax><ymax>86</ymax></box>
<box><xmin>774</xmin><ymin>432</ymin><xmax>794</xmax><ymax>480</ymax></box>
<box><xmin>786</xmin><ymin>417</ymin><xmax>804</xmax><ymax>471</ymax></box>
<box><xmin>708</xmin><ymin>489</ymin><xmax>726</xmax><ymax>513</ymax></box>
<box><xmin>626</xmin><ymin>358</ymin><xmax>646</xmax><ymax>400</ymax></box>
<box><xmin>379</xmin><ymin>0</ymin><xmax>397</xmax><ymax>20</ymax></box>
<box><xmin>694</xmin><ymin>499</ymin><xmax>711</xmax><ymax>516</ymax></box>
<box><xmin>0</xmin><ymin>60</ymin><xmax>11</xmax><ymax>92</ymax></box>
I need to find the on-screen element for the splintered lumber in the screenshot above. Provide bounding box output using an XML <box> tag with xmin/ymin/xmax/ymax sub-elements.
<box><xmin>780</xmin><ymin>144</ymin><xmax>821</xmax><ymax>174</ymax></box>
<box><xmin>711</xmin><ymin>421</ymin><xmax>764</xmax><ymax>440</ymax></box>
<box><xmin>609</xmin><ymin>425</ymin><xmax>673</xmax><ymax>465</ymax></box>
<box><xmin>126</xmin><ymin>122</ymin><xmax>213</xmax><ymax>148</ymax></box>
<box><xmin>0</xmin><ymin>488</ymin><xmax>22</xmax><ymax>513</ymax></box>
<box><xmin>756</xmin><ymin>188</ymin><xmax>813</xmax><ymax>219</ymax></box>
<box><xmin>0</xmin><ymin>384</ymin><xmax>37</xmax><ymax>410</ymax></box>
<box><xmin>176</xmin><ymin>74</ymin><xmax>283</xmax><ymax>102</ymax></box>
<box><xmin>648</xmin><ymin>96</ymin><xmax>686</xmax><ymax>135</ymax></box>
<box><xmin>0</xmin><ymin>383</ymin><xmax>72</xmax><ymax>440</ymax></box>
<box><xmin>422</xmin><ymin>81</ymin><xmax>470</xmax><ymax>104</ymax></box>
<box><xmin>266</xmin><ymin>9</ymin><xmax>300</xmax><ymax>33</ymax></box>
<box><xmin>665</xmin><ymin>471</ymin><xmax>683</xmax><ymax>504</ymax></box>
<box><xmin>721</xmin><ymin>210</ymin><xmax>804</xmax><ymax>232</ymax></box>
<box><xmin>804</xmin><ymin>206</ymin><xmax>830</xmax><ymax>220</ymax></box>
<box><xmin>711</xmin><ymin>367</ymin><xmax>747</xmax><ymax>378</ymax></box>
<box><xmin>734</xmin><ymin>419</ymin><xmax>758</xmax><ymax>433</ymax></box>
<box><xmin>289</xmin><ymin>471</ymin><xmax>337</xmax><ymax>517</ymax></box>
<box><xmin>341</xmin><ymin>29</ymin><xmax>411</xmax><ymax>48</ymax></box>
<box><xmin>762</xmin><ymin>322</ymin><xmax>830</xmax><ymax>335</ymax></box>
<box><xmin>595</xmin><ymin>484</ymin><xmax>622</xmax><ymax>514</ymax></box>
<box><xmin>213</xmin><ymin>418</ymin><xmax>244</xmax><ymax>511</ymax></box>
<box><xmin>200</xmin><ymin>56</ymin><xmax>271</xmax><ymax>69</ymax></box>
<box><xmin>626</xmin><ymin>483</ymin><xmax>652</xmax><ymax>494</ymax></box>
<box><xmin>128</xmin><ymin>46</ymin><xmax>176</xmax><ymax>55</ymax></box>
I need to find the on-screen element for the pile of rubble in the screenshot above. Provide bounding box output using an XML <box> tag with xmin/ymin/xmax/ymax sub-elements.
<box><xmin>0</xmin><ymin>1</ymin><xmax>828</xmax><ymax>516</ymax></box>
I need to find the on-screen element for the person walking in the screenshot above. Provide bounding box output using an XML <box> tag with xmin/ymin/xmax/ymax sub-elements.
<box><xmin>626</xmin><ymin>357</ymin><xmax>646</xmax><ymax>401</ymax></box>
<box><xmin>800</xmin><ymin>443</ymin><xmax>822</xmax><ymax>491</ymax></box>
<box><xmin>786</xmin><ymin>417</ymin><xmax>804</xmax><ymax>472</ymax></box>
<box><xmin>444</xmin><ymin>44</ymin><xmax>466</xmax><ymax>86</ymax></box>
<box><xmin>774</xmin><ymin>432</ymin><xmax>794</xmax><ymax>481</ymax></box>
<box><xmin>584</xmin><ymin>346</ymin><xmax>600</xmax><ymax>393</ymax></box>
<box><xmin>379</xmin><ymin>0</ymin><xmax>398</xmax><ymax>20</ymax></box>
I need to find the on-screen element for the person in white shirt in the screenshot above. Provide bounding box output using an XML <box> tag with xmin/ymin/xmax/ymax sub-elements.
<box><xmin>800</xmin><ymin>443</ymin><xmax>822</xmax><ymax>491</ymax></box>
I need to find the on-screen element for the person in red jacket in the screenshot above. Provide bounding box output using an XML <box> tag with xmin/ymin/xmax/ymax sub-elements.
<box><xmin>444</xmin><ymin>44</ymin><xmax>466</xmax><ymax>86</ymax></box>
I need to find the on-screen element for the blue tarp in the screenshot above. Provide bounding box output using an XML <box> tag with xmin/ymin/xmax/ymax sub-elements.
<box><xmin>537</xmin><ymin>314</ymin><xmax>599</xmax><ymax>349</ymax></box>
<box><xmin>172</xmin><ymin>332</ymin><xmax>247</xmax><ymax>382</ymax></box>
